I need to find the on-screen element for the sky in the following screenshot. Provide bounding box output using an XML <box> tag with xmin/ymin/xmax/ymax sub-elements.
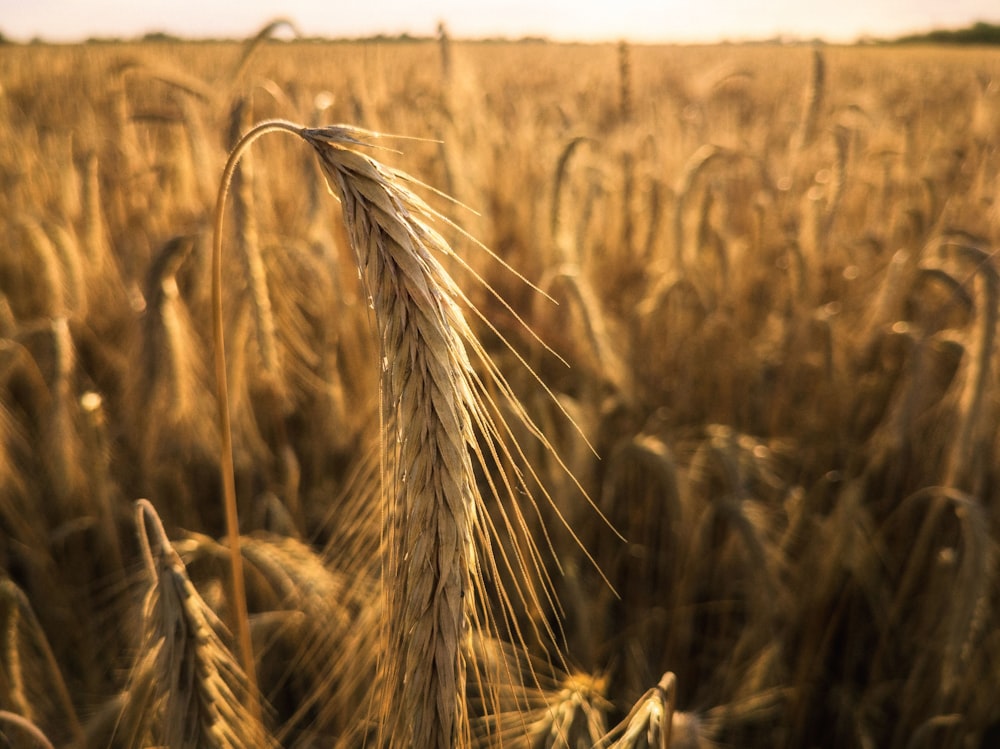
<box><xmin>3</xmin><ymin>0</ymin><xmax>999</xmax><ymax>45</ymax></box>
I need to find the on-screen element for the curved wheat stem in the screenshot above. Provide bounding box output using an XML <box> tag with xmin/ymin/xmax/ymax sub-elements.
<box><xmin>0</xmin><ymin>710</ymin><xmax>55</xmax><ymax>749</ymax></box>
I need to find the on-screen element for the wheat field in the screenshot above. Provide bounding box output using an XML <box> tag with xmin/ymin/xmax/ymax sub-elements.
<box><xmin>0</xmin><ymin>32</ymin><xmax>999</xmax><ymax>748</ymax></box>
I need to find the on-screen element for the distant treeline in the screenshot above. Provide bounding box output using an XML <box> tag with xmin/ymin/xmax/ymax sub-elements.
<box><xmin>889</xmin><ymin>21</ymin><xmax>1000</xmax><ymax>45</ymax></box>
<box><xmin>2</xmin><ymin>20</ymin><xmax>1000</xmax><ymax>46</ymax></box>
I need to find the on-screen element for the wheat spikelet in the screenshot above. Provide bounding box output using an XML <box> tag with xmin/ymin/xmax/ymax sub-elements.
<box><xmin>794</xmin><ymin>46</ymin><xmax>826</xmax><ymax>154</ymax></box>
<box><xmin>821</xmin><ymin>125</ymin><xmax>849</xmax><ymax>239</ymax></box>
<box><xmin>606</xmin><ymin>672</ymin><xmax>677</xmax><ymax>749</ymax></box>
<box><xmin>549</xmin><ymin>136</ymin><xmax>593</xmax><ymax>264</ymax></box>
<box><xmin>38</xmin><ymin>317</ymin><xmax>87</xmax><ymax>513</ymax></box>
<box><xmin>525</xmin><ymin>672</ymin><xmax>609</xmax><ymax>748</ymax></box>
<box><xmin>472</xmin><ymin>640</ymin><xmax>608</xmax><ymax>749</ymax></box>
<box><xmin>672</xmin><ymin>145</ymin><xmax>727</xmax><ymax>271</ymax></box>
<box><xmin>872</xmin><ymin>240</ymin><xmax>998</xmax><ymax>704</ymax></box>
<box><xmin>80</xmin><ymin>150</ymin><xmax>110</xmax><ymax>266</ymax></box>
<box><xmin>177</xmin><ymin>530</ymin><xmax>382</xmax><ymax>743</ymax></box>
<box><xmin>176</xmin><ymin>91</ymin><xmax>219</xmax><ymax>210</ymax></box>
<box><xmin>640</xmin><ymin>170</ymin><xmax>663</xmax><ymax>265</ymax></box>
<box><xmin>227</xmin><ymin>18</ymin><xmax>302</xmax><ymax>85</ymax></box>
<box><xmin>240</xmin><ymin>536</ymin><xmax>380</xmax><ymax>744</ymax></box>
<box><xmin>136</xmin><ymin>234</ymin><xmax>219</xmax><ymax>528</ymax></box>
<box><xmin>618</xmin><ymin>41</ymin><xmax>633</xmax><ymax>125</ymax></box>
<box><xmin>903</xmin><ymin>490</ymin><xmax>992</xmax><ymax>702</ymax></box>
<box><xmin>0</xmin><ymin>339</ymin><xmax>41</xmax><ymax>502</ymax></box>
<box><xmin>432</xmin><ymin>18</ymin><xmax>451</xmax><ymax>70</ymax></box>
<box><xmin>103</xmin><ymin>624</ymin><xmax>163</xmax><ymax>748</ymax></box>
<box><xmin>12</xmin><ymin>217</ymin><xmax>66</xmax><ymax>320</ymax></box>
<box><xmin>228</xmin><ymin>98</ymin><xmax>282</xmax><ymax>400</ymax></box>
<box><xmin>76</xmin><ymin>150</ymin><xmax>130</xmax><ymax>333</ymax></box>
<box><xmin>685</xmin><ymin>426</ymin><xmax>785</xmax><ymax>639</ymax></box>
<box><xmin>0</xmin><ymin>580</ymin><xmax>83</xmax><ymax>746</ymax></box>
<box><xmin>937</xmin><ymin>240</ymin><xmax>997</xmax><ymax>492</ymax></box>
<box><xmin>546</xmin><ymin>674</ymin><xmax>610</xmax><ymax>748</ymax></box>
<box><xmin>132</xmin><ymin>499</ymin><xmax>275</xmax><ymax>748</ymax></box>
<box><xmin>534</xmin><ymin>265</ymin><xmax>627</xmax><ymax>394</ymax></box>
<box><xmin>47</xmin><ymin>221</ymin><xmax>87</xmax><ymax>319</ymax></box>
<box><xmin>141</xmin><ymin>236</ymin><xmax>202</xmax><ymax>420</ymax></box>
<box><xmin>598</xmin><ymin>434</ymin><xmax>682</xmax><ymax>694</ymax></box>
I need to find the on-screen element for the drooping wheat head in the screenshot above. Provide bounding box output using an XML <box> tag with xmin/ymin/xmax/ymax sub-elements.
<box><xmin>211</xmin><ymin>118</ymin><xmax>610</xmax><ymax>748</ymax></box>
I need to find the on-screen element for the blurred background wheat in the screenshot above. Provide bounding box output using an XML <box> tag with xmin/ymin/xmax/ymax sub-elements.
<box><xmin>0</xmin><ymin>28</ymin><xmax>999</xmax><ymax>748</ymax></box>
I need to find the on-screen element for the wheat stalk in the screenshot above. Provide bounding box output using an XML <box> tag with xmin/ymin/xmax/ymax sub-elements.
<box><xmin>794</xmin><ymin>46</ymin><xmax>826</xmax><ymax>154</ymax></box>
<box><xmin>228</xmin><ymin>98</ymin><xmax>282</xmax><ymax>397</ymax></box>
<box><xmin>0</xmin><ymin>710</ymin><xmax>55</xmax><ymax>749</ymax></box>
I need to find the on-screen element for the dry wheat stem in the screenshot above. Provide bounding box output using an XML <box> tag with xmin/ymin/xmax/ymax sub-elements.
<box><xmin>211</xmin><ymin>123</ymin><xmax>303</xmax><ymax>728</ymax></box>
<box><xmin>0</xmin><ymin>710</ymin><xmax>55</xmax><ymax>749</ymax></box>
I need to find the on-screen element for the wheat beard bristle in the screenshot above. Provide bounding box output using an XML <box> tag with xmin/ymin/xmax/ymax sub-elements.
<box><xmin>302</xmin><ymin>126</ymin><xmax>477</xmax><ymax>749</ymax></box>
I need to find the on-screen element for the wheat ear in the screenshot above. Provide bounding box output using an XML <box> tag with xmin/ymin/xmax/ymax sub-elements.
<box><xmin>215</xmin><ymin>119</ymin><xmax>480</xmax><ymax>747</ymax></box>
<box><xmin>0</xmin><ymin>580</ymin><xmax>83</xmax><ymax>746</ymax></box>
<box><xmin>133</xmin><ymin>499</ymin><xmax>274</xmax><ymax>747</ymax></box>
<box><xmin>216</xmin><ymin>119</ymin><xmax>615</xmax><ymax>747</ymax></box>
<box><xmin>606</xmin><ymin>672</ymin><xmax>678</xmax><ymax>748</ymax></box>
<box><xmin>302</xmin><ymin>123</ymin><xmax>482</xmax><ymax>749</ymax></box>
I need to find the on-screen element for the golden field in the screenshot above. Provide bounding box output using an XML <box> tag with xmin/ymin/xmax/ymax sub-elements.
<box><xmin>0</xmin><ymin>34</ymin><xmax>999</xmax><ymax>748</ymax></box>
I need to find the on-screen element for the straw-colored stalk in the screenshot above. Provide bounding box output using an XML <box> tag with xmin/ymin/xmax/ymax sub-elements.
<box><xmin>794</xmin><ymin>46</ymin><xmax>825</xmax><ymax>154</ymax></box>
<box><xmin>618</xmin><ymin>41</ymin><xmax>633</xmax><ymax>124</ymax></box>
<box><xmin>0</xmin><ymin>710</ymin><xmax>55</xmax><ymax>749</ymax></box>
<box><xmin>228</xmin><ymin>98</ymin><xmax>282</xmax><ymax>398</ymax></box>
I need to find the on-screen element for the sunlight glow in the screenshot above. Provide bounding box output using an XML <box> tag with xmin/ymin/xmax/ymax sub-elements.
<box><xmin>4</xmin><ymin>0</ymin><xmax>999</xmax><ymax>43</ymax></box>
